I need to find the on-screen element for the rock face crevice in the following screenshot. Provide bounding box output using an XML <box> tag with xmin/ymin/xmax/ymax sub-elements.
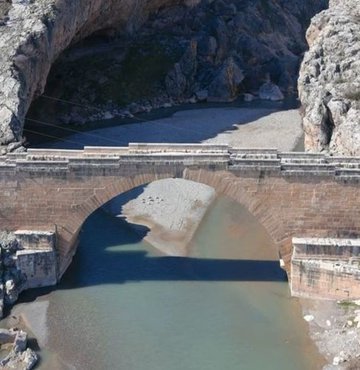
<box><xmin>0</xmin><ymin>0</ymin><xmax>182</xmax><ymax>148</ymax></box>
<box><xmin>299</xmin><ymin>0</ymin><xmax>360</xmax><ymax>155</ymax></box>
<box><xmin>0</xmin><ymin>0</ymin><xmax>328</xmax><ymax>149</ymax></box>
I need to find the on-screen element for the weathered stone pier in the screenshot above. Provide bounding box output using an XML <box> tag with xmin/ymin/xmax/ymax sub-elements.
<box><xmin>0</xmin><ymin>143</ymin><xmax>359</xmax><ymax>299</ymax></box>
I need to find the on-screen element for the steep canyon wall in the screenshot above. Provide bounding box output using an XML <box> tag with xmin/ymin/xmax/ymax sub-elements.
<box><xmin>0</xmin><ymin>0</ymin><xmax>183</xmax><ymax>148</ymax></box>
<box><xmin>299</xmin><ymin>0</ymin><xmax>360</xmax><ymax>155</ymax></box>
<box><xmin>0</xmin><ymin>0</ymin><xmax>328</xmax><ymax>151</ymax></box>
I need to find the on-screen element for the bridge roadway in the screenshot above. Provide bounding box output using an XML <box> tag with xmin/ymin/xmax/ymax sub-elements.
<box><xmin>0</xmin><ymin>143</ymin><xmax>359</xmax><ymax>285</ymax></box>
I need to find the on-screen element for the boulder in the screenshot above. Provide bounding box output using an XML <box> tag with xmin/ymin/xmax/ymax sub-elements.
<box><xmin>259</xmin><ymin>82</ymin><xmax>284</xmax><ymax>101</ymax></box>
<box><xmin>0</xmin><ymin>348</ymin><xmax>38</xmax><ymax>370</ymax></box>
<box><xmin>195</xmin><ymin>89</ymin><xmax>208</xmax><ymax>101</ymax></box>
<box><xmin>243</xmin><ymin>93</ymin><xmax>255</xmax><ymax>102</ymax></box>
<box><xmin>0</xmin><ymin>329</ymin><xmax>37</xmax><ymax>370</ymax></box>
<box><xmin>13</xmin><ymin>330</ymin><xmax>27</xmax><ymax>353</ymax></box>
<box><xmin>0</xmin><ymin>328</ymin><xmax>16</xmax><ymax>344</ymax></box>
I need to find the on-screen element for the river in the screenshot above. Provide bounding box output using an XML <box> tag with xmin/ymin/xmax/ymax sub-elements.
<box><xmin>6</xmin><ymin>104</ymin><xmax>323</xmax><ymax>369</ymax></box>
<box><xmin>13</xmin><ymin>195</ymin><xmax>322</xmax><ymax>369</ymax></box>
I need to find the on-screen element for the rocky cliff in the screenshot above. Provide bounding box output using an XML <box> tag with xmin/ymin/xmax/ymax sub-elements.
<box><xmin>0</xmin><ymin>0</ymin><xmax>327</xmax><ymax>150</ymax></box>
<box><xmin>299</xmin><ymin>0</ymin><xmax>360</xmax><ymax>155</ymax></box>
<box><xmin>0</xmin><ymin>0</ymin><xmax>183</xmax><ymax>149</ymax></box>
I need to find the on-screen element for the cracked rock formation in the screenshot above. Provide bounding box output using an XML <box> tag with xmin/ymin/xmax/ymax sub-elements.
<box><xmin>0</xmin><ymin>232</ymin><xmax>27</xmax><ymax>318</ymax></box>
<box><xmin>0</xmin><ymin>328</ymin><xmax>38</xmax><ymax>369</ymax></box>
<box><xmin>0</xmin><ymin>0</ymin><xmax>182</xmax><ymax>148</ymax></box>
<box><xmin>0</xmin><ymin>0</ymin><xmax>328</xmax><ymax>150</ymax></box>
<box><xmin>299</xmin><ymin>0</ymin><xmax>360</xmax><ymax>155</ymax></box>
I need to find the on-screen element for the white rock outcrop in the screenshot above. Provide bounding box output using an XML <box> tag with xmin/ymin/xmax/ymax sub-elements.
<box><xmin>298</xmin><ymin>0</ymin><xmax>360</xmax><ymax>155</ymax></box>
<box><xmin>0</xmin><ymin>0</ymin><xmax>182</xmax><ymax>148</ymax></box>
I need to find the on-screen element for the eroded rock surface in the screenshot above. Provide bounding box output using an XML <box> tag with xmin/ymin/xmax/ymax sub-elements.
<box><xmin>0</xmin><ymin>232</ymin><xmax>27</xmax><ymax>318</ymax></box>
<box><xmin>0</xmin><ymin>0</ymin><xmax>182</xmax><ymax>149</ymax></box>
<box><xmin>0</xmin><ymin>328</ymin><xmax>38</xmax><ymax>370</ymax></box>
<box><xmin>0</xmin><ymin>0</ymin><xmax>327</xmax><ymax>149</ymax></box>
<box><xmin>299</xmin><ymin>0</ymin><xmax>360</xmax><ymax>155</ymax></box>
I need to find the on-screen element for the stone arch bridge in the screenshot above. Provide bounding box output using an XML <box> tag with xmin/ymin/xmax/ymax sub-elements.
<box><xmin>0</xmin><ymin>143</ymin><xmax>359</xmax><ymax>298</ymax></box>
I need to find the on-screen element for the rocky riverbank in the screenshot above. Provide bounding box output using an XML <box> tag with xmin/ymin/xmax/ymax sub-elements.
<box><xmin>40</xmin><ymin>105</ymin><xmax>303</xmax><ymax>150</ymax></box>
<box><xmin>0</xmin><ymin>232</ymin><xmax>27</xmax><ymax>318</ymax></box>
<box><xmin>302</xmin><ymin>299</ymin><xmax>360</xmax><ymax>369</ymax></box>
<box><xmin>0</xmin><ymin>328</ymin><xmax>38</xmax><ymax>369</ymax></box>
<box><xmin>0</xmin><ymin>0</ymin><xmax>327</xmax><ymax>151</ymax></box>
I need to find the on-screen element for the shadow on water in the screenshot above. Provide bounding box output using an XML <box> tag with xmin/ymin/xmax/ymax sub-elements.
<box><xmin>18</xmin><ymin>206</ymin><xmax>287</xmax><ymax>305</ymax></box>
<box><xmin>62</xmin><ymin>208</ymin><xmax>287</xmax><ymax>287</ymax></box>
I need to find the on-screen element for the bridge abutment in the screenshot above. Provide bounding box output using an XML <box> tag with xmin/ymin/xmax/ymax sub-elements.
<box><xmin>14</xmin><ymin>230</ymin><xmax>57</xmax><ymax>289</ymax></box>
<box><xmin>291</xmin><ymin>238</ymin><xmax>360</xmax><ymax>300</ymax></box>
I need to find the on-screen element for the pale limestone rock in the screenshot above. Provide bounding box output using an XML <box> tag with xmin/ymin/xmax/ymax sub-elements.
<box><xmin>0</xmin><ymin>0</ymin><xmax>183</xmax><ymax>146</ymax></box>
<box><xmin>259</xmin><ymin>82</ymin><xmax>284</xmax><ymax>101</ymax></box>
<box><xmin>0</xmin><ymin>329</ymin><xmax>38</xmax><ymax>370</ymax></box>
<box><xmin>298</xmin><ymin>0</ymin><xmax>360</xmax><ymax>155</ymax></box>
<box><xmin>0</xmin><ymin>0</ymin><xmax>328</xmax><ymax>146</ymax></box>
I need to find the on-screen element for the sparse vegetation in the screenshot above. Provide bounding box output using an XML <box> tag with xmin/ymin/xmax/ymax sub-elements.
<box><xmin>338</xmin><ymin>300</ymin><xmax>358</xmax><ymax>309</ymax></box>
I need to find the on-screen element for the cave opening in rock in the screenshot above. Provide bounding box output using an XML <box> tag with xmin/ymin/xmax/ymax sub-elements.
<box><xmin>21</xmin><ymin>0</ymin><xmax>329</xmax><ymax>149</ymax></box>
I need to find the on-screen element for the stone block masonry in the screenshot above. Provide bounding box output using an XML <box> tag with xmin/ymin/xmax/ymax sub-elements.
<box><xmin>0</xmin><ymin>143</ymin><xmax>359</xmax><ymax>300</ymax></box>
<box><xmin>15</xmin><ymin>231</ymin><xmax>57</xmax><ymax>289</ymax></box>
<box><xmin>291</xmin><ymin>238</ymin><xmax>360</xmax><ymax>300</ymax></box>
<box><xmin>0</xmin><ymin>230</ymin><xmax>56</xmax><ymax>317</ymax></box>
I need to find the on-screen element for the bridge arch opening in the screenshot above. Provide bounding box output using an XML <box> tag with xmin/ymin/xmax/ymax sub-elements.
<box><xmin>62</xmin><ymin>178</ymin><xmax>287</xmax><ymax>289</ymax></box>
<box><xmin>57</xmin><ymin>173</ymin><xmax>288</xmax><ymax>280</ymax></box>
<box><xmin>49</xmin><ymin>179</ymin><xmax>317</xmax><ymax>370</ymax></box>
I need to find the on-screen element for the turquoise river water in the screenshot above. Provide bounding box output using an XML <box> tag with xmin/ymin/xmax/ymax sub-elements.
<box><xmin>18</xmin><ymin>194</ymin><xmax>324</xmax><ymax>369</ymax></box>
<box><xmin>7</xmin><ymin>103</ymin><xmax>321</xmax><ymax>369</ymax></box>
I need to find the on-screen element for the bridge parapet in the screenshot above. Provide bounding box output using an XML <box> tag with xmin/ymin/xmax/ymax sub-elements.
<box><xmin>0</xmin><ymin>144</ymin><xmax>359</xmax><ymax>181</ymax></box>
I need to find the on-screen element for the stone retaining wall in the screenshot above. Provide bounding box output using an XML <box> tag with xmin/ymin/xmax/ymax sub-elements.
<box><xmin>291</xmin><ymin>238</ymin><xmax>360</xmax><ymax>300</ymax></box>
